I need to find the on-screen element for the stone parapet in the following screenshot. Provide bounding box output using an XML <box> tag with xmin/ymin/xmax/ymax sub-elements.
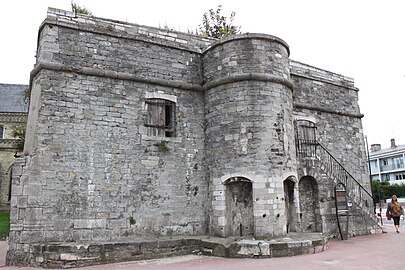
<box><xmin>34</xmin><ymin>8</ymin><xmax>209</xmax><ymax>90</ymax></box>
<box><xmin>290</xmin><ymin>60</ymin><xmax>356</xmax><ymax>90</ymax></box>
<box><xmin>203</xmin><ymin>33</ymin><xmax>291</xmax><ymax>86</ymax></box>
<box><xmin>43</xmin><ymin>7</ymin><xmax>214</xmax><ymax>54</ymax></box>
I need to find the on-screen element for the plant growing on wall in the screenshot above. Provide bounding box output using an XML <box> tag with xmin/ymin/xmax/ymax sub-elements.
<box><xmin>154</xmin><ymin>141</ymin><xmax>170</xmax><ymax>153</ymax></box>
<box><xmin>198</xmin><ymin>5</ymin><xmax>241</xmax><ymax>38</ymax></box>
<box><xmin>71</xmin><ymin>2</ymin><xmax>92</xmax><ymax>15</ymax></box>
<box><xmin>129</xmin><ymin>216</ymin><xmax>136</xmax><ymax>225</ymax></box>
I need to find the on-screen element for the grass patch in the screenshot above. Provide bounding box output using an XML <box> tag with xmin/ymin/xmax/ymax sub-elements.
<box><xmin>0</xmin><ymin>212</ymin><xmax>10</xmax><ymax>240</ymax></box>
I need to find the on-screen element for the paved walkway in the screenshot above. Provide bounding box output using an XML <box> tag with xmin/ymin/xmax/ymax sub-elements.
<box><xmin>0</xmin><ymin>224</ymin><xmax>402</xmax><ymax>270</ymax></box>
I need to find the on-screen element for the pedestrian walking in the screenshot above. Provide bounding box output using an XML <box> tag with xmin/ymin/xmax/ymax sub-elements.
<box><xmin>387</xmin><ymin>195</ymin><xmax>404</xmax><ymax>233</ymax></box>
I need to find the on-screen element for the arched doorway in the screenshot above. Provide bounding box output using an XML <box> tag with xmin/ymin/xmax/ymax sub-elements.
<box><xmin>224</xmin><ymin>177</ymin><xmax>254</xmax><ymax>237</ymax></box>
<box><xmin>299</xmin><ymin>176</ymin><xmax>322</xmax><ymax>232</ymax></box>
<box><xmin>284</xmin><ymin>176</ymin><xmax>297</xmax><ymax>233</ymax></box>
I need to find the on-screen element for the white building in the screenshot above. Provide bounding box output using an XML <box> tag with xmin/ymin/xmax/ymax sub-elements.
<box><xmin>369</xmin><ymin>139</ymin><xmax>405</xmax><ymax>185</ymax></box>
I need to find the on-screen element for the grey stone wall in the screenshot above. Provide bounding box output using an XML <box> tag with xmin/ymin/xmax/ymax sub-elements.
<box><xmin>291</xmin><ymin>61</ymin><xmax>372</xmax><ymax>236</ymax></box>
<box><xmin>9</xmin><ymin>9</ymin><xmax>209</xmax><ymax>262</ymax></box>
<box><xmin>14</xmin><ymin>70</ymin><xmax>208</xmax><ymax>240</ymax></box>
<box><xmin>291</xmin><ymin>61</ymin><xmax>368</xmax><ymax>184</ymax></box>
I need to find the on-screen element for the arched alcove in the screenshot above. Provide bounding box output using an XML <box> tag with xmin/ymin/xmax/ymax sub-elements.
<box><xmin>299</xmin><ymin>176</ymin><xmax>322</xmax><ymax>232</ymax></box>
<box><xmin>224</xmin><ymin>177</ymin><xmax>254</xmax><ymax>237</ymax></box>
<box><xmin>284</xmin><ymin>176</ymin><xmax>297</xmax><ymax>233</ymax></box>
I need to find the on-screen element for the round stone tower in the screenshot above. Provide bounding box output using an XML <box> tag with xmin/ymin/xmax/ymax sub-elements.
<box><xmin>203</xmin><ymin>33</ymin><xmax>297</xmax><ymax>237</ymax></box>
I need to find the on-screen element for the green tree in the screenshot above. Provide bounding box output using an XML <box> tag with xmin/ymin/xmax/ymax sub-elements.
<box><xmin>71</xmin><ymin>2</ymin><xmax>92</xmax><ymax>15</ymax></box>
<box><xmin>199</xmin><ymin>5</ymin><xmax>241</xmax><ymax>38</ymax></box>
<box><xmin>11</xmin><ymin>124</ymin><xmax>25</xmax><ymax>152</ymax></box>
<box><xmin>372</xmin><ymin>179</ymin><xmax>405</xmax><ymax>205</ymax></box>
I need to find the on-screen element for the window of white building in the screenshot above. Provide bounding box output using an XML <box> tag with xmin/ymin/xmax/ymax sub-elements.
<box><xmin>370</xmin><ymin>160</ymin><xmax>379</xmax><ymax>174</ymax></box>
<box><xmin>382</xmin><ymin>174</ymin><xmax>390</xmax><ymax>182</ymax></box>
<box><xmin>393</xmin><ymin>155</ymin><xmax>404</xmax><ymax>170</ymax></box>
<box><xmin>395</xmin><ymin>173</ymin><xmax>405</xmax><ymax>180</ymax></box>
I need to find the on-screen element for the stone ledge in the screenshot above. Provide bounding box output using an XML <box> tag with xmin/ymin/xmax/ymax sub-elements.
<box><xmin>6</xmin><ymin>233</ymin><xmax>329</xmax><ymax>268</ymax></box>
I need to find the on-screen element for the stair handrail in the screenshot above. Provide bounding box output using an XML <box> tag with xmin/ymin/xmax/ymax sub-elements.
<box><xmin>316</xmin><ymin>143</ymin><xmax>372</xmax><ymax>198</ymax></box>
<box><xmin>296</xmin><ymin>139</ymin><xmax>375</xmax><ymax>219</ymax></box>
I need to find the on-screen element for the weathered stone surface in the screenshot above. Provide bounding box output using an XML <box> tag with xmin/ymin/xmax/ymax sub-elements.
<box><xmin>6</xmin><ymin>235</ymin><xmax>328</xmax><ymax>268</ymax></box>
<box><xmin>6</xmin><ymin>7</ymin><xmax>376</xmax><ymax>268</ymax></box>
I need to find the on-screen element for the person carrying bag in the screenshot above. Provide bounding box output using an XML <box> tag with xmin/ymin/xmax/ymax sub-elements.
<box><xmin>386</xmin><ymin>195</ymin><xmax>404</xmax><ymax>233</ymax></box>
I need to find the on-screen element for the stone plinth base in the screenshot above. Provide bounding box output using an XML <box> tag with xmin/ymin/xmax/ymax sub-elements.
<box><xmin>6</xmin><ymin>233</ymin><xmax>329</xmax><ymax>268</ymax></box>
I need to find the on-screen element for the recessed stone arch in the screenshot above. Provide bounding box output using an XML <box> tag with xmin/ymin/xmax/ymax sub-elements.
<box><xmin>7</xmin><ymin>164</ymin><xmax>13</xmax><ymax>202</ymax></box>
<box><xmin>284</xmin><ymin>175</ymin><xmax>297</xmax><ymax>233</ymax></box>
<box><xmin>298</xmin><ymin>176</ymin><xmax>322</xmax><ymax>232</ymax></box>
<box><xmin>223</xmin><ymin>176</ymin><xmax>254</xmax><ymax>237</ymax></box>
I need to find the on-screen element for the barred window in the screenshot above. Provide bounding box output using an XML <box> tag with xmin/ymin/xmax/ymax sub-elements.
<box><xmin>295</xmin><ymin>119</ymin><xmax>317</xmax><ymax>157</ymax></box>
<box><xmin>145</xmin><ymin>99</ymin><xmax>176</xmax><ymax>137</ymax></box>
<box><xmin>0</xmin><ymin>125</ymin><xmax>3</xmax><ymax>139</ymax></box>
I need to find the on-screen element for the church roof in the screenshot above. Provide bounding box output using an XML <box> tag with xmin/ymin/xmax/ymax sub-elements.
<box><xmin>0</xmin><ymin>83</ymin><xmax>28</xmax><ymax>113</ymax></box>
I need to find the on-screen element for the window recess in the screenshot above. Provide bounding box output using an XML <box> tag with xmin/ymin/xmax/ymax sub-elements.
<box><xmin>145</xmin><ymin>99</ymin><xmax>176</xmax><ymax>137</ymax></box>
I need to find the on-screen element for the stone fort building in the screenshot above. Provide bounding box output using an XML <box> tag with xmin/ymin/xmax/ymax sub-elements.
<box><xmin>7</xmin><ymin>8</ymin><xmax>378</xmax><ymax>267</ymax></box>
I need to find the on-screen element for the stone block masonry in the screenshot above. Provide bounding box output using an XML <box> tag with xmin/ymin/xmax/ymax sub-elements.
<box><xmin>6</xmin><ymin>7</ymin><xmax>375</xmax><ymax>267</ymax></box>
<box><xmin>5</xmin><ymin>234</ymin><xmax>328</xmax><ymax>268</ymax></box>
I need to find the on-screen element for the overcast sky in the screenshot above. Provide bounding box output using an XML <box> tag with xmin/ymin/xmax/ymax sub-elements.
<box><xmin>1</xmin><ymin>0</ymin><xmax>404</xmax><ymax>149</ymax></box>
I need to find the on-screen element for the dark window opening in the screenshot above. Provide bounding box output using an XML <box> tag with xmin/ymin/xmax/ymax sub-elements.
<box><xmin>295</xmin><ymin>120</ymin><xmax>317</xmax><ymax>157</ymax></box>
<box><xmin>395</xmin><ymin>173</ymin><xmax>405</xmax><ymax>180</ymax></box>
<box><xmin>145</xmin><ymin>99</ymin><xmax>176</xmax><ymax>137</ymax></box>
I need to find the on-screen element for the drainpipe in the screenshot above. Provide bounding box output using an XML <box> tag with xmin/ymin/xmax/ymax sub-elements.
<box><xmin>364</xmin><ymin>136</ymin><xmax>375</xmax><ymax>212</ymax></box>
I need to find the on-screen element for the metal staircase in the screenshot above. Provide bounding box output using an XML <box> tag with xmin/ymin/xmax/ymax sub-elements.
<box><xmin>300</xmin><ymin>141</ymin><xmax>375</xmax><ymax>218</ymax></box>
<box><xmin>294</xmin><ymin>120</ymin><xmax>378</xmax><ymax>235</ymax></box>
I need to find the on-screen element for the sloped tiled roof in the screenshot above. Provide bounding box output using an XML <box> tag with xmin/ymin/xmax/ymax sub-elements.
<box><xmin>0</xmin><ymin>83</ymin><xmax>29</xmax><ymax>113</ymax></box>
<box><xmin>369</xmin><ymin>144</ymin><xmax>405</xmax><ymax>159</ymax></box>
